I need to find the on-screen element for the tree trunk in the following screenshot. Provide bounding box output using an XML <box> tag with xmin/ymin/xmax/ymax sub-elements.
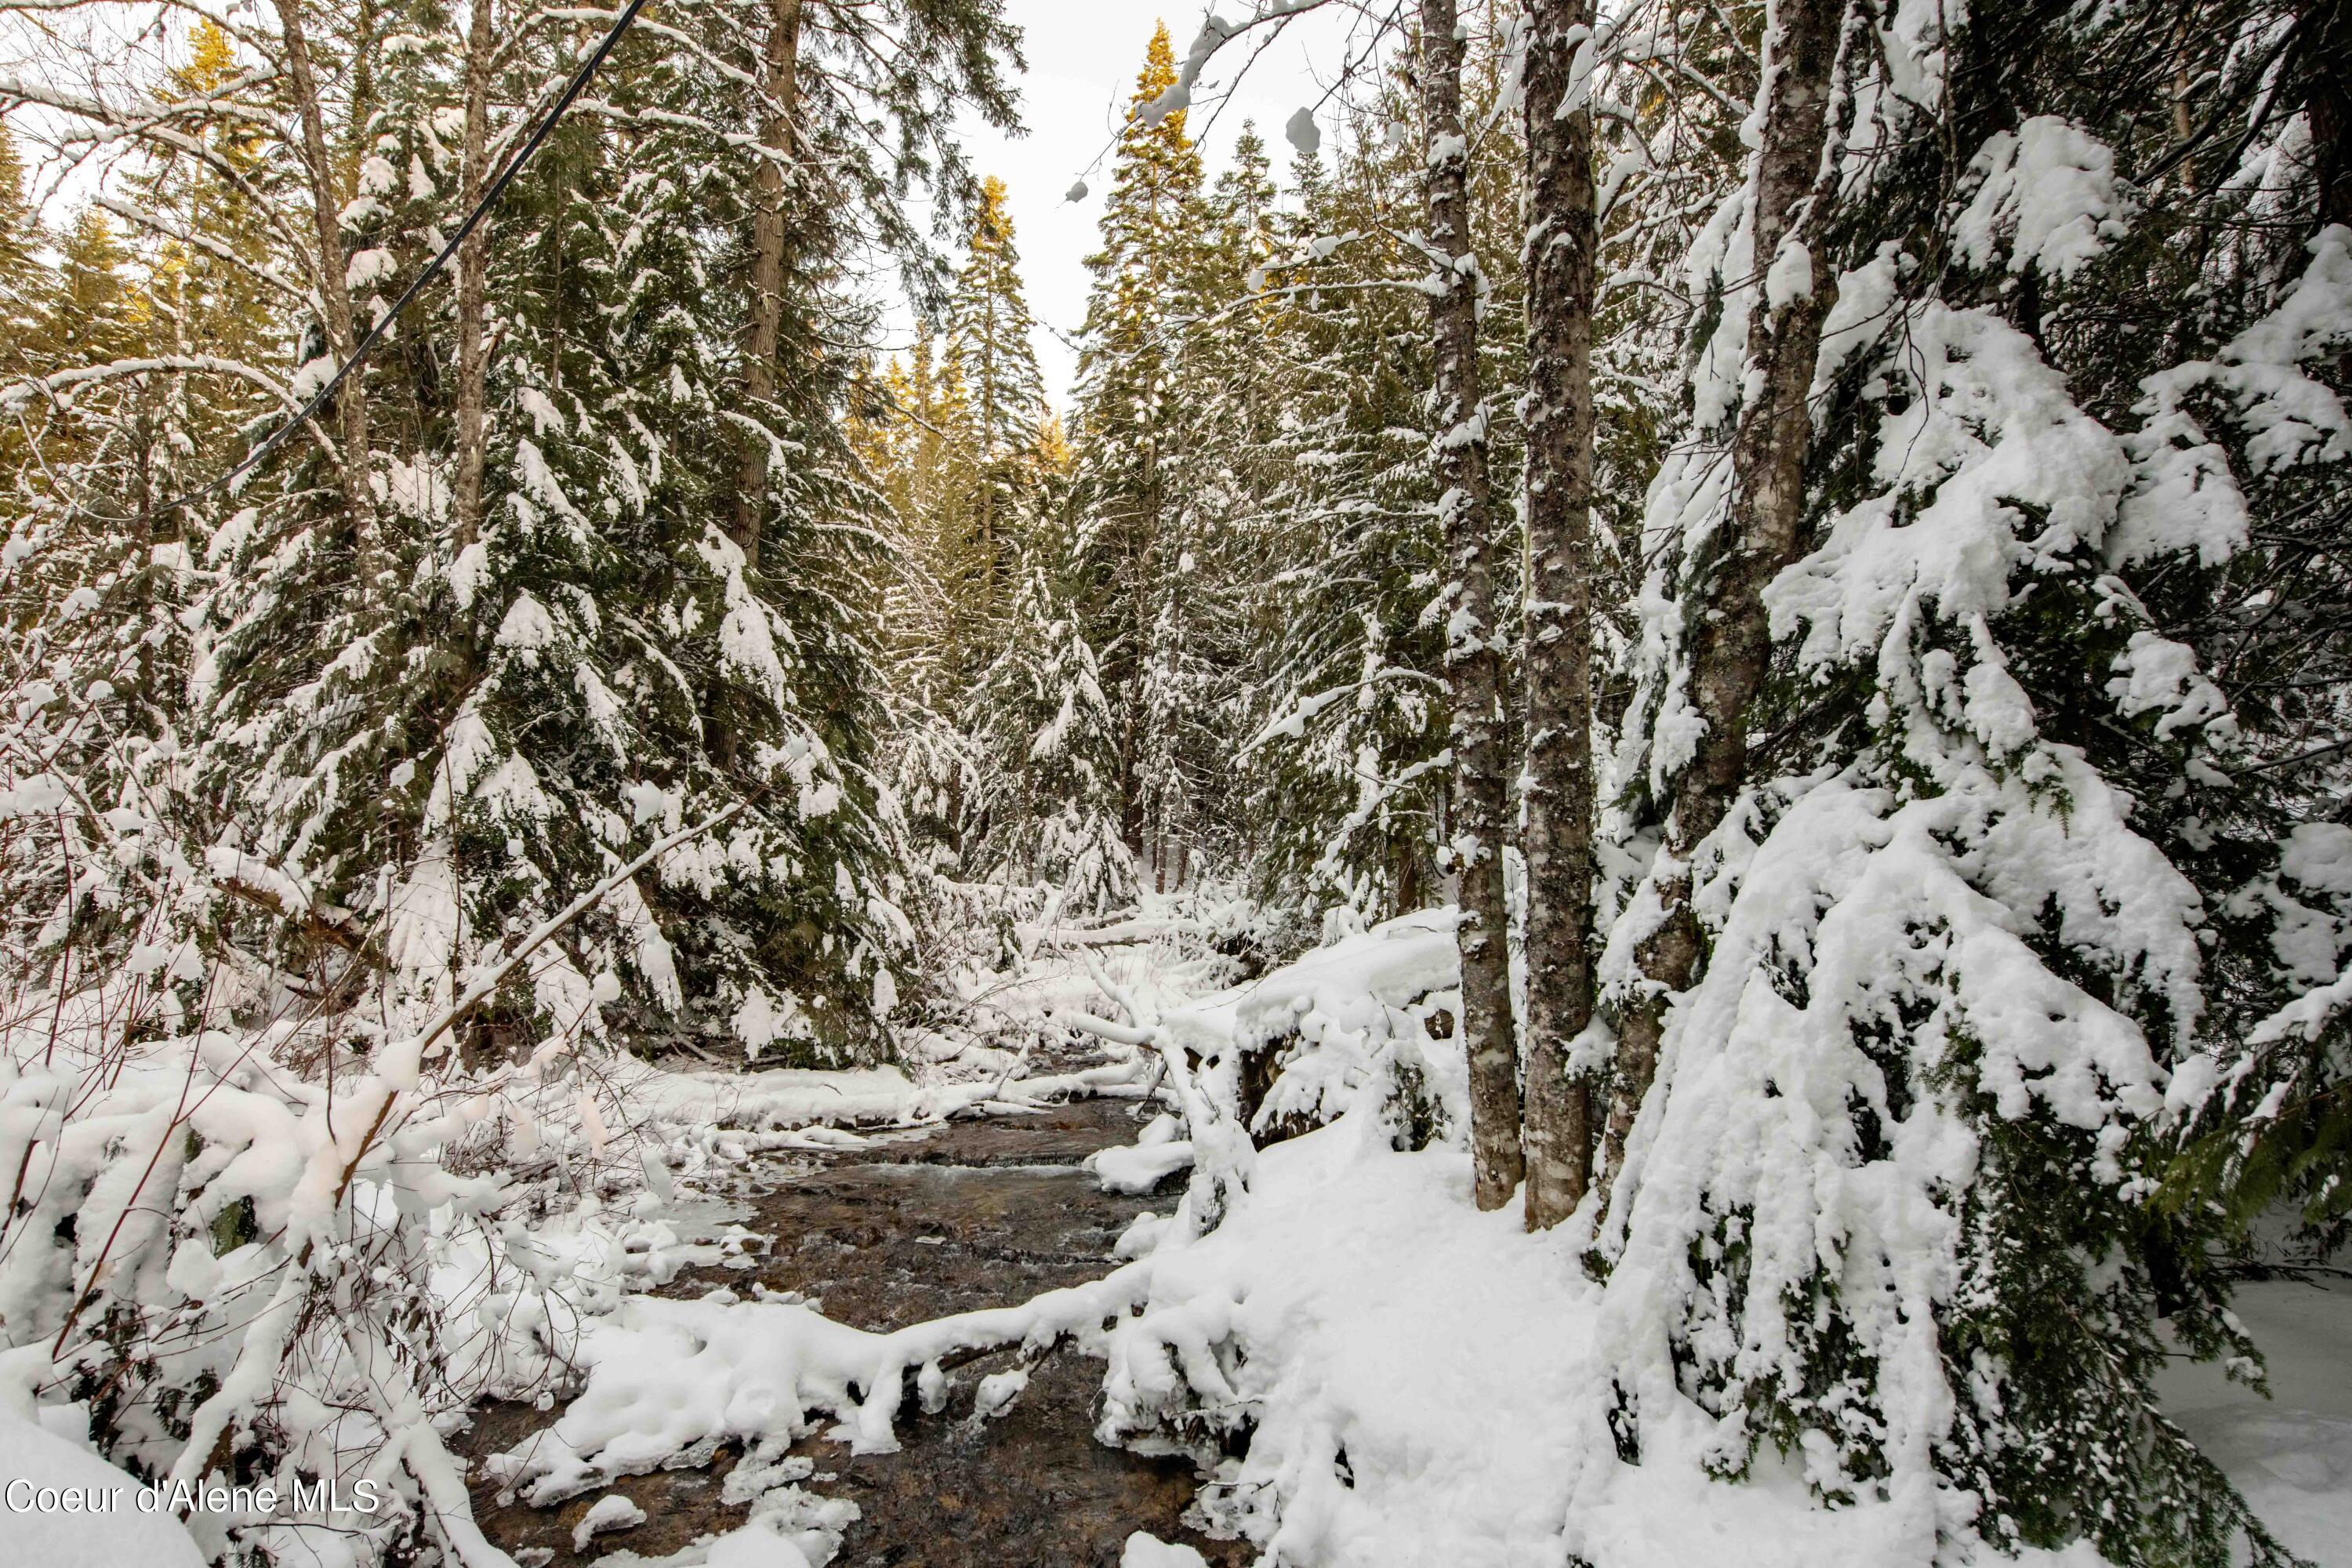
<box><xmin>2306</xmin><ymin>0</ymin><xmax>2352</xmax><ymax>231</ymax></box>
<box><xmin>452</xmin><ymin>0</ymin><xmax>495</xmax><ymax>553</ymax></box>
<box><xmin>735</xmin><ymin>0</ymin><xmax>806</xmax><ymax>569</ymax></box>
<box><xmin>270</xmin><ymin>0</ymin><xmax>377</xmax><ymax>557</ymax></box>
<box><xmin>1519</xmin><ymin>0</ymin><xmax>1599</xmax><ymax>1231</ymax></box>
<box><xmin>1421</xmin><ymin>0</ymin><xmax>1522</xmax><ymax>1210</ymax></box>
<box><xmin>1601</xmin><ymin>0</ymin><xmax>1845</xmax><ymax>1209</ymax></box>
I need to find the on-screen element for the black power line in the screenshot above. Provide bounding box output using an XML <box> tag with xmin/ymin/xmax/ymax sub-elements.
<box><xmin>83</xmin><ymin>0</ymin><xmax>655</xmax><ymax>530</ymax></box>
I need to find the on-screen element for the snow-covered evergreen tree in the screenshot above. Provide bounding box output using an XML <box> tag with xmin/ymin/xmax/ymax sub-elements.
<box><xmin>168</xmin><ymin>0</ymin><xmax>1022</xmax><ymax>1063</ymax></box>
<box><xmin>946</xmin><ymin>175</ymin><xmax>1048</xmax><ymax>626</ymax></box>
<box><xmin>1070</xmin><ymin>22</ymin><xmax>1212</xmax><ymax>858</ymax></box>
<box><xmin>968</xmin><ymin>532</ymin><xmax>1137</xmax><ymax>915</ymax></box>
<box><xmin>1584</xmin><ymin>2</ymin><xmax>2347</xmax><ymax>1559</ymax></box>
<box><xmin>1222</xmin><ymin>46</ymin><xmax>1526</xmax><ymax>930</ymax></box>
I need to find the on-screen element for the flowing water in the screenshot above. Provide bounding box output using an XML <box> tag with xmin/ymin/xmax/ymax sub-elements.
<box><xmin>461</xmin><ymin>1093</ymin><xmax>1248</xmax><ymax>1567</ymax></box>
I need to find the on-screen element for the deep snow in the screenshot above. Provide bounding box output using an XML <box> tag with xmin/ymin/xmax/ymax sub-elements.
<box><xmin>11</xmin><ymin>912</ymin><xmax>2347</xmax><ymax>1566</ymax></box>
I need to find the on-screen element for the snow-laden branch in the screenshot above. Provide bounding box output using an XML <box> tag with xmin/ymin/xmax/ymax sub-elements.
<box><xmin>545</xmin><ymin>6</ymin><xmax>768</xmax><ymax>93</ymax></box>
<box><xmin>2</xmin><ymin>355</ymin><xmax>296</xmax><ymax>412</ymax></box>
<box><xmin>95</xmin><ymin>194</ymin><xmax>313</xmax><ymax>305</ymax></box>
<box><xmin>1313</xmin><ymin>751</ymin><xmax>1450</xmax><ymax>884</ymax></box>
<box><xmin>411</xmin><ymin>799</ymin><xmax>749</xmax><ymax>1063</ymax></box>
<box><xmin>1242</xmin><ymin>666</ymin><xmax>1444</xmax><ymax>757</ymax></box>
<box><xmin>1142</xmin><ymin>1</ymin><xmax>1341</xmax><ymax>129</ymax></box>
<box><xmin>1065</xmin><ymin>942</ymin><xmax>1254</xmax><ymax>1232</ymax></box>
<box><xmin>0</xmin><ymin>65</ymin><xmax>281</xmax><ymax>143</ymax></box>
<box><xmin>147</xmin><ymin>801</ymin><xmax>750</xmax><ymax>1528</ymax></box>
<box><xmin>0</xmin><ymin>74</ymin><xmax>317</xmax><ymax>266</ymax></box>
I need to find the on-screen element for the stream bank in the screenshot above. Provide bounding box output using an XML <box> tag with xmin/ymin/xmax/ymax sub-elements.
<box><xmin>459</xmin><ymin>1091</ymin><xmax>1247</xmax><ymax>1567</ymax></box>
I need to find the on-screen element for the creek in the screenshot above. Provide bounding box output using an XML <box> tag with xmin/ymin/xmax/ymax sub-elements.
<box><xmin>460</xmin><ymin>1091</ymin><xmax>1247</xmax><ymax>1568</ymax></box>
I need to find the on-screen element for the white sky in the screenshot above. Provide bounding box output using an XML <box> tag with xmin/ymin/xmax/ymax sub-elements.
<box><xmin>914</xmin><ymin>1</ymin><xmax>1399</xmax><ymax>406</ymax></box>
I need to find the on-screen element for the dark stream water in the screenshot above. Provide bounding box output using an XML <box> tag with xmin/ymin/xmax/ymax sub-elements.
<box><xmin>459</xmin><ymin>1094</ymin><xmax>1249</xmax><ymax>1567</ymax></box>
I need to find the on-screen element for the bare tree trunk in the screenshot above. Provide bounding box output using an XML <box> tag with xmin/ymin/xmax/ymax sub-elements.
<box><xmin>271</xmin><ymin>0</ymin><xmax>378</xmax><ymax>556</ymax></box>
<box><xmin>1600</xmin><ymin>0</ymin><xmax>1845</xmax><ymax>1208</ymax></box>
<box><xmin>735</xmin><ymin>0</ymin><xmax>806</xmax><ymax>570</ymax></box>
<box><xmin>2306</xmin><ymin>0</ymin><xmax>2352</xmax><ymax>230</ymax></box>
<box><xmin>1519</xmin><ymin>0</ymin><xmax>1599</xmax><ymax>1231</ymax></box>
<box><xmin>452</xmin><ymin>0</ymin><xmax>494</xmax><ymax>552</ymax></box>
<box><xmin>1422</xmin><ymin>0</ymin><xmax>1522</xmax><ymax>1210</ymax></box>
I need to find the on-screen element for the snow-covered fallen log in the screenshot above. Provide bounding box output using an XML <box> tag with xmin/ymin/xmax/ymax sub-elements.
<box><xmin>1087</xmin><ymin>1135</ymin><xmax>1194</xmax><ymax>1194</ymax></box>
<box><xmin>485</xmin><ymin>1265</ymin><xmax>1166</xmax><ymax>1504</ymax></box>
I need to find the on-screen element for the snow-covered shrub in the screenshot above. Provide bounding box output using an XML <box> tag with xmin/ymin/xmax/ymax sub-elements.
<box><xmin>1</xmin><ymin>540</ymin><xmax>702</xmax><ymax>1566</ymax></box>
<box><xmin>1184</xmin><ymin>907</ymin><xmax>1465</xmax><ymax>1147</ymax></box>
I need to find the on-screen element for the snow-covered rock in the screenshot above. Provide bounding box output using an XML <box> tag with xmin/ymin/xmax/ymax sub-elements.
<box><xmin>1122</xmin><ymin>1530</ymin><xmax>1209</xmax><ymax>1566</ymax></box>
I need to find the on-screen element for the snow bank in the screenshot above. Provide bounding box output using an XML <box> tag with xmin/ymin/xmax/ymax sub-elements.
<box><xmin>1088</xmin><ymin>1104</ymin><xmax>2118</xmax><ymax>1568</ymax></box>
<box><xmin>2158</xmin><ymin>1277</ymin><xmax>2352</xmax><ymax>1566</ymax></box>
<box><xmin>1154</xmin><ymin>907</ymin><xmax>1463</xmax><ymax>1137</ymax></box>
<box><xmin>0</xmin><ymin>1408</ymin><xmax>207</xmax><ymax>1568</ymax></box>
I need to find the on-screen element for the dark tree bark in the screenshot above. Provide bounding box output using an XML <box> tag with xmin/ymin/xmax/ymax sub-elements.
<box><xmin>1421</xmin><ymin>0</ymin><xmax>1523</xmax><ymax>1210</ymax></box>
<box><xmin>2304</xmin><ymin>0</ymin><xmax>2352</xmax><ymax>230</ymax></box>
<box><xmin>270</xmin><ymin>0</ymin><xmax>378</xmax><ymax>556</ymax></box>
<box><xmin>452</xmin><ymin>0</ymin><xmax>495</xmax><ymax>554</ymax></box>
<box><xmin>735</xmin><ymin>0</ymin><xmax>806</xmax><ymax>569</ymax></box>
<box><xmin>1601</xmin><ymin>0</ymin><xmax>1846</xmax><ymax>1208</ymax></box>
<box><xmin>1519</xmin><ymin>0</ymin><xmax>1599</xmax><ymax>1231</ymax></box>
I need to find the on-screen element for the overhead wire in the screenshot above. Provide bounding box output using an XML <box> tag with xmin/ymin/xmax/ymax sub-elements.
<box><xmin>67</xmin><ymin>0</ymin><xmax>657</xmax><ymax>530</ymax></box>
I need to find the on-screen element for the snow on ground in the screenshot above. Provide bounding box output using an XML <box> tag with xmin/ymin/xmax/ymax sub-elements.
<box><xmin>2157</xmin><ymin>1275</ymin><xmax>2352</xmax><ymax>1567</ymax></box>
<box><xmin>1152</xmin><ymin>907</ymin><xmax>1465</xmax><ymax>1135</ymax></box>
<box><xmin>620</xmin><ymin>1054</ymin><xmax>1149</xmax><ymax>1141</ymax></box>
<box><xmin>1101</xmin><ymin>1102</ymin><xmax>2118</xmax><ymax>1568</ymax></box>
<box><xmin>0</xmin><ymin>1404</ymin><xmax>206</xmax><ymax>1568</ymax></box>
<box><xmin>129</xmin><ymin>902</ymin><xmax>2293</xmax><ymax>1568</ymax></box>
<box><xmin>1123</xmin><ymin>1531</ymin><xmax>1210</xmax><ymax>1566</ymax></box>
<box><xmin>452</xmin><ymin>909</ymin><xmax>2352</xmax><ymax>1567</ymax></box>
<box><xmin>485</xmin><ymin>1089</ymin><xmax>2128</xmax><ymax>1568</ymax></box>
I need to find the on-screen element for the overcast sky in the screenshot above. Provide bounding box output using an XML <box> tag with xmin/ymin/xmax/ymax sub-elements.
<box><xmin>918</xmin><ymin>1</ymin><xmax>1399</xmax><ymax>407</ymax></box>
<box><xmin>8</xmin><ymin>2</ymin><xmax>1392</xmax><ymax>407</ymax></box>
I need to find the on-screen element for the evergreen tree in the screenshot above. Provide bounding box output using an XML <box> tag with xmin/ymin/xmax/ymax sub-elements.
<box><xmin>1227</xmin><ymin>130</ymin><xmax>1450</xmax><ymax>927</ymax></box>
<box><xmin>47</xmin><ymin>210</ymin><xmax>142</xmax><ymax>367</ymax></box>
<box><xmin>1585</xmin><ymin>2</ymin><xmax>2344</xmax><ymax>1559</ymax></box>
<box><xmin>0</xmin><ymin>123</ymin><xmax>40</xmax><ymax>378</ymax></box>
<box><xmin>946</xmin><ymin>174</ymin><xmax>1047</xmax><ymax>620</ymax></box>
<box><xmin>174</xmin><ymin>0</ymin><xmax>1023</xmax><ymax>1062</ymax></box>
<box><xmin>1071</xmin><ymin>22</ymin><xmax>1210</xmax><ymax>857</ymax></box>
<box><xmin>968</xmin><ymin>528</ymin><xmax>1137</xmax><ymax>915</ymax></box>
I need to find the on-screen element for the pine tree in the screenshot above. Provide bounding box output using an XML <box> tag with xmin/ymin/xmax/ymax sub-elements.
<box><xmin>179</xmin><ymin>0</ymin><xmax>1024</xmax><ymax>1062</ymax></box>
<box><xmin>1585</xmin><ymin>2</ymin><xmax>2339</xmax><ymax>1559</ymax></box>
<box><xmin>1225</xmin><ymin>131</ymin><xmax>1448</xmax><ymax>928</ymax></box>
<box><xmin>947</xmin><ymin>175</ymin><xmax>1048</xmax><ymax>619</ymax></box>
<box><xmin>1071</xmin><ymin>22</ymin><xmax>1210</xmax><ymax>856</ymax></box>
<box><xmin>47</xmin><ymin>210</ymin><xmax>142</xmax><ymax>367</ymax></box>
<box><xmin>0</xmin><ymin>123</ymin><xmax>40</xmax><ymax>378</ymax></box>
<box><xmin>969</xmin><ymin>531</ymin><xmax>1137</xmax><ymax>914</ymax></box>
